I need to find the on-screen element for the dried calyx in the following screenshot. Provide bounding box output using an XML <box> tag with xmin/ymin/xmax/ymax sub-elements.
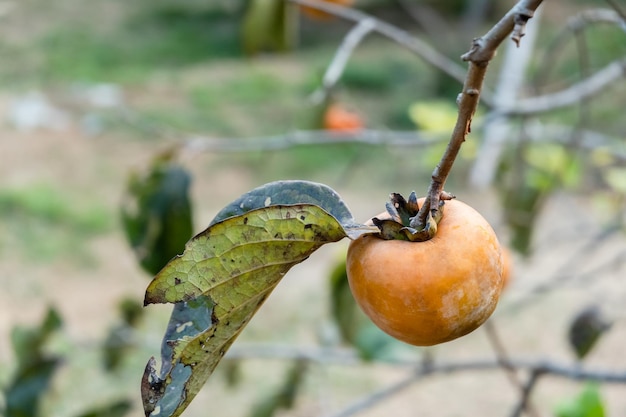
<box><xmin>372</xmin><ymin>191</ymin><xmax>454</xmax><ymax>242</ymax></box>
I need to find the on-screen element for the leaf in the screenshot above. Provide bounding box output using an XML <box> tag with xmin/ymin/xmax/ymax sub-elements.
<box><xmin>5</xmin><ymin>307</ymin><xmax>63</xmax><ymax>417</ymax></box>
<box><xmin>247</xmin><ymin>360</ymin><xmax>308</xmax><ymax>417</ymax></box>
<box><xmin>142</xmin><ymin>180</ymin><xmax>365</xmax><ymax>417</ymax></box>
<box><xmin>328</xmin><ymin>258</ymin><xmax>406</xmax><ymax>361</ymax></box>
<box><xmin>75</xmin><ymin>400</ymin><xmax>133</xmax><ymax>417</ymax></box>
<box><xmin>121</xmin><ymin>153</ymin><xmax>194</xmax><ymax>276</ymax></box>
<box><xmin>568</xmin><ymin>306</ymin><xmax>612</xmax><ymax>360</ymax></box>
<box><xmin>603</xmin><ymin>167</ymin><xmax>626</xmax><ymax>194</ymax></box>
<box><xmin>408</xmin><ymin>100</ymin><xmax>458</xmax><ymax>133</ymax></box>
<box><xmin>212</xmin><ymin>180</ymin><xmax>363</xmax><ymax>236</ymax></box>
<box><xmin>11</xmin><ymin>307</ymin><xmax>62</xmax><ymax>367</ymax></box>
<box><xmin>241</xmin><ymin>0</ymin><xmax>296</xmax><ymax>55</ymax></box>
<box><xmin>144</xmin><ymin>204</ymin><xmax>348</xmax><ymax>305</ymax></box>
<box><xmin>5</xmin><ymin>358</ymin><xmax>61</xmax><ymax>417</ymax></box>
<box><xmin>555</xmin><ymin>383</ymin><xmax>605</xmax><ymax>417</ymax></box>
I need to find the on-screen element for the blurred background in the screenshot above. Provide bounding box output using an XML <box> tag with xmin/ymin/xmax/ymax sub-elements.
<box><xmin>1</xmin><ymin>0</ymin><xmax>625</xmax><ymax>416</ymax></box>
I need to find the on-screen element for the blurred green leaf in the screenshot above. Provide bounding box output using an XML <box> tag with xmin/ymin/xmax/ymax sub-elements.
<box><xmin>5</xmin><ymin>358</ymin><xmax>61</xmax><ymax>417</ymax></box>
<box><xmin>121</xmin><ymin>152</ymin><xmax>194</xmax><ymax>276</ymax></box>
<box><xmin>408</xmin><ymin>100</ymin><xmax>458</xmax><ymax>133</ymax></box>
<box><xmin>328</xmin><ymin>258</ymin><xmax>404</xmax><ymax>361</ymax></box>
<box><xmin>75</xmin><ymin>399</ymin><xmax>132</xmax><ymax>417</ymax></box>
<box><xmin>555</xmin><ymin>383</ymin><xmax>605</xmax><ymax>417</ymax></box>
<box><xmin>603</xmin><ymin>167</ymin><xmax>626</xmax><ymax>194</ymax></box>
<box><xmin>142</xmin><ymin>180</ymin><xmax>364</xmax><ymax>417</ymax></box>
<box><xmin>5</xmin><ymin>307</ymin><xmax>63</xmax><ymax>417</ymax></box>
<box><xmin>248</xmin><ymin>360</ymin><xmax>308</xmax><ymax>417</ymax></box>
<box><xmin>102</xmin><ymin>299</ymin><xmax>144</xmax><ymax>372</ymax></box>
<box><xmin>11</xmin><ymin>307</ymin><xmax>62</xmax><ymax>367</ymax></box>
<box><xmin>568</xmin><ymin>306</ymin><xmax>612</xmax><ymax>360</ymax></box>
<box><xmin>241</xmin><ymin>0</ymin><xmax>296</xmax><ymax>54</ymax></box>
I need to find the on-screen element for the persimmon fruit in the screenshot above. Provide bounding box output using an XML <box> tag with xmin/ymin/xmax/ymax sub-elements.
<box><xmin>323</xmin><ymin>103</ymin><xmax>363</xmax><ymax>132</ymax></box>
<box><xmin>301</xmin><ymin>0</ymin><xmax>355</xmax><ymax>20</ymax></box>
<box><xmin>346</xmin><ymin>199</ymin><xmax>504</xmax><ymax>346</ymax></box>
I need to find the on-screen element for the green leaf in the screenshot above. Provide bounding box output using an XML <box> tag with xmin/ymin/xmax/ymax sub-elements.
<box><xmin>121</xmin><ymin>153</ymin><xmax>193</xmax><ymax>276</ymax></box>
<box><xmin>5</xmin><ymin>358</ymin><xmax>61</xmax><ymax>417</ymax></box>
<box><xmin>603</xmin><ymin>167</ymin><xmax>626</xmax><ymax>194</ymax></box>
<box><xmin>142</xmin><ymin>180</ymin><xmax>364</xmax><ymax>417</ymax></box>
<box><xmin>75</xmin><ymin>400</ymin><xmax>133</xmax><ymax>417</ymax></box>
<box><xmin>247</xmin><ymin>360</ymin><xmax>308</xmax><ymax>417</ymax></box>
<box><xmin>212</xmin><ymin>180</ymin><xmax>363</xmax><ymax>236</ymax></box>
<box><xmin>145</xmin><ymin>204</ymin><xmax>348</xmax><ymax>305</ymax></box>
<box><xmin>328</xmin><ymin>258</ymin><xmax>406</xmax><ymax>361</ymax></box>
<box><xmin>241</xmin><ymin>0</ymin><xmax>296</xmax><ymax>55</ymax></box>
<box><xmin>11</xmin><ymin>307</ymin><xmax>62</xmax><ymax>367</ymax></box>
<box><xmin>555</xmin><ymin>383</ymin><xmax>605</xmax><ymax>417</ymax></box>
<box><xmin>568</xmin><ymin>306</ymin><xmax>612</xmax><ymax>360</ymax></box>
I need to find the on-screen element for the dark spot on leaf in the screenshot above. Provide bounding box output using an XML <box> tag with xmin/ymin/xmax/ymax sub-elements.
<box><xmin>243</xmin><ymin>217</ymin><xmax>248</xmax><ymax>225</ymax></box>
<box><xmin>274</xmin><ymin>232</ymin><xmax>282</xmax><ymax>239</ymax></box>
<box><xmin>304</xmin><ymin>224</ymin><xmax>313</xmax><ymax>229</ymax></box>
<box><xmin>286</xmin><ymin>212</ymin><xmax>291</xmax><ymax>219</ymax></box>
<box><xmin>300</xmin><ymin>215</ymin><xmax>306</xmax><ymax>220</ymax></box>
<box><xmin>174</xmin><ymin>277</ymin><xmax>182</xmax><ymax>285</ymax></box>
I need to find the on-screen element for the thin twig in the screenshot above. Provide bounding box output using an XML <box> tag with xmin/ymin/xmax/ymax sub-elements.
<box><xmin>226</xmin><ymin>344</ymin><xmax>626</xmax><ymax>384</ymax></box>
<box><xmin>532</xmin><ymin>9</ymin><xmax>625</xmax><ymax>97</ymax></box>
<box><xmin>311</xmin><ymin>17</ymin><xmax>377</xmax><ymax>105</ymax></box>
<box><xmin>604</xmin><ymin>0</ymin><xmax>626</xmax><ymax>24</ymax></box>
<box><xmin>413</xmin><ymin>0</ymin><xmax>544</xmax><ymax>229</ymax></box>
<box><xmin>393</xmin><ymin>0</ymin><xmax>456</xmax><ymax>50</ymax></box>
<box><xmin>510</xmin><ymin>370</ymin><xmax>543</xmax><ymax>417</ymax></box>
<box><xmin>484</xmin><ymin>321</ymin><xmax>543</xmax><ymax>417</ymax></box>
<box><xmin>328</xmin><ymin>369</ymin><xmax>424</xmax><ymax>417</ymax></box>
<box><xmin>183</xmin><ymin>129</ymin><xmax>446</xmax><ymax>152</ymax></box>
<box><xmin>499</xmin><ymin>57</ymin><xmax>626</xmax><ymax>117</ymax></box>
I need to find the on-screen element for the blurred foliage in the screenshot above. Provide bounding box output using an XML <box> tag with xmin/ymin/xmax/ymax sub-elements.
<box><xmin>328</xmin><ymin>258</ymin><xmax>412</xmax><ymax>360</ymax></box>
<box><xmin>568</xmin><ymin>306</ymin><xmax>612</xmax><ymax>360</ymax></box>
<box><xmin>121</xmin><ymin>150</ymin><xmax>194</xmax><ymax>276</ymax></box>
<box><xmin>102</xmin><ymin>298</ymin><xmax>145</xmax><ymax>371</ymax></box>
<box><xmin>555</xmin><ymin>383</ymin><xmax>606</xmax><ymax>417</ymax></box>
<box><xmin>247</xmin><ymin>360</ymin><xmax>308</xmax><ymax>417</ymax></box>
<box><xmin>37</xmin><ymin>6</ymin><xmax>244</xmax><ymax>83</ymax></box>
<box><xmin>497</xmin><ymin>142</ymin><xmax>583</xmax><ymax>256</ymax></box>
<box><xmin>1</xmin><ymin>307</ymin><xmax>137</xmax><ymax>417</ymax></box>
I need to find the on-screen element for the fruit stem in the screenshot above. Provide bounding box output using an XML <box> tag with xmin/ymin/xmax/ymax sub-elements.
<box><xmin>413</xmin><ymin>0</ymin><xmax>544</xmax><ymax>231</ymax></box>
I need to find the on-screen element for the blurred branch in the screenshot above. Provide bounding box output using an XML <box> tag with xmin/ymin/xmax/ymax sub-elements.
<box><xmin>226</xmin><ymin>344</ymin><xmax>626</xmax><ymax>383</ymax></box>
<box><xmin>484</xmin><ymin>321</ymin><xmax>543</xmax><ymax>417</ymax></box>
<box><xmin>499</xmin><ymin>57</ymin><xmax>626</xmax><ymax>117</ymax></box>
<box><xmin>310</xmin><ymin>17</ymin><xmax>377</xmax><ymax>105</ymax></box>
<box><xmin>328</xmin><ymin>370</ymin><xmax>421</xmax><ymax>417</ymax></box>
<box><xmin>288</xmin><ymin>0</ymin><xmax>482</xmax><ymax>103</ymax></box>
<box><xmin>182</xmin><ymin>129</ymin><xmax>446</xmax><ymax>152</ymax></box>
<box><xmin>510</xmin><ymin>370</ymin><xmax>543</xmax><ymax>417</ymax></box>
<box><xmin>604</xmin><ymin>0</ymin><xmax>626</xmax><ymax>23</ymax></box>
<box><xmin>393</xmin><ymin>0</ymin><xmax>456</xmax><ymax>50</ymax></box>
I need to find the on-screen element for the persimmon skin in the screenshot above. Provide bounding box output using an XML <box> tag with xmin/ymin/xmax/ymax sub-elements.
<box><xmin>346</xmin><ymin>199</ymin><xmax>504</xmax><ymax>346</ymax></box>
